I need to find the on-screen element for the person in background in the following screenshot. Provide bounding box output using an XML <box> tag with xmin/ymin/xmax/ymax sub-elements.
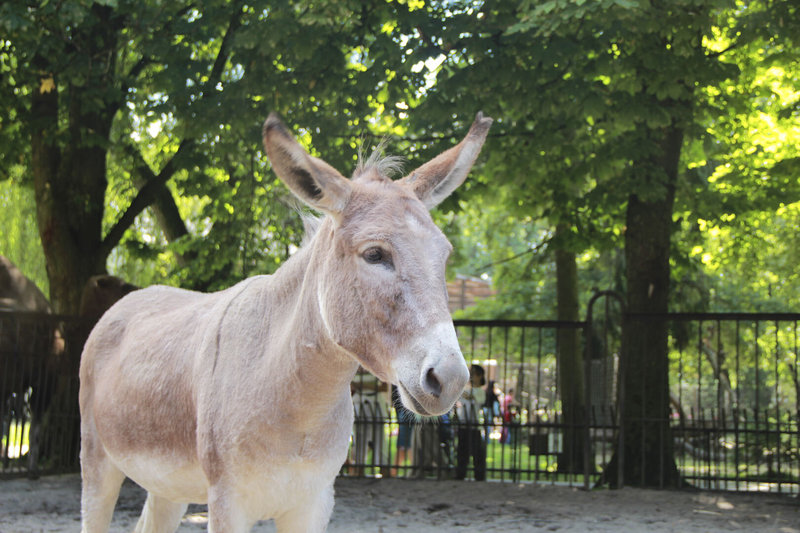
<box><xmin>484</xmin><ymin>379</ymin><xmax>501</xmax><ymax>442</ymax></box>
<box><xmin>455</xmin><ymin>363</ymin><xmax>487</xmax><ymax>481</ymax></box>
<box><xmin>391</xmin><ymin>384</ymin><xmax>414</xmax><ymax>477</ymax></box>
<box><xmin>350</xmin><ymin>368</ymin><xmax>389</xmax><ymax>476</ymax></box>
<box><xmin>501</xmin><ymin>386</ymin><xmax>516</xmax><ymax>445</ymax></box>
<box><xmin>485</xmin><ymin>379</ymin><xmax>500</xmax><ymax>418</ymax></box>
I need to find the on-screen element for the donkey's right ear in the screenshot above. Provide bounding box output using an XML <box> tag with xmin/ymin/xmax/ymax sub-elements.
<box><xmin>399</xmin><ymin>112</ymin><xmax>492</xmax><ymax>210</ymax></box>
<box><xmin>262</xmin><ymin>113</ymin><xmax>351</xmax><ymax>216</ymax></box>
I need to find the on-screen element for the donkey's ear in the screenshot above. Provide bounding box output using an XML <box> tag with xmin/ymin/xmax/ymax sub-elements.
<box><xmin>400</xmin><ymin>112</ymin><xmax>492</xmax><ymax>209</ymax></box>
<box><xmin>262</xmin><ymin>113</ymin><xmax>351</xmax><ymax>215</ymax></box>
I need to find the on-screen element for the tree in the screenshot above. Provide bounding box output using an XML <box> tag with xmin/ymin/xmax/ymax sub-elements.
<box><xmin>1</xmin><ymin>0</ymin><xmax>427</xmax><ymax>468</ymax></box>
<box><xmin>394</xmin><ymin>0</ymin><xmax>799</xmax><ymax>487</ymax></box>
<box><xmin>0</xmin><ymin>178</ymin><xmax>48</xmax><ymax>292</ymax></box>
<box><xmin>554</xmin><ymin>224</ymin><xmax>584</xmax><ymax>473</ymax></box>
<box><xmin>391</xmin><ymin>0</ymin><xmax>682</xmax><ymax>483</ymax></box>
<box><xmin>1</xmin><ymin>0</ymin><xmax>436</xmax><ymax>312</ymax></box>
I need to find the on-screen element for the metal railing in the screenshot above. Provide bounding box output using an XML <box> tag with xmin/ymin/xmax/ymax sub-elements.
<box><xmin>345</xmin><ymin>308</ymin><xmax>799</xmax><ymax>494</ymax></box>
<box><xmin>1</xmin><ymin>311</ymin><xmax>85</xmax><ymax>478</ymax></box>
<box><xmin>2</xmin><ymin>303</ymin><xmax>798</xmax><ymax>494</ymax></box>
<box><xmin>660</xmin><ymin>312</ymin><xmax>799</xmax><ymax>492</ymax></box>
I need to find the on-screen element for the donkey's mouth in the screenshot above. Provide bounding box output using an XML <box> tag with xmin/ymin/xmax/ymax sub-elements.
<box><xmin>397</xmin><ymin>382</ymin><xmax>434</xmax><ymax>417</ymax></box>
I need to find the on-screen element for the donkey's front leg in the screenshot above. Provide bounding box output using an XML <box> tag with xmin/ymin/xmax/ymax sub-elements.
<box><xmin>207</xmin><ymin>484</ymin><xmax>253</xmax><ymax>533</ymax></box>
<box><xmin>274</xmin><ymin>483</ymin><xmax>335</xmax><ymax>533</ymax></box>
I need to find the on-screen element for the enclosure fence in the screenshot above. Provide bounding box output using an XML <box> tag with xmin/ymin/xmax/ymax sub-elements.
<box><xmin>344</xmin><ymin>302</ymin><xmax>800</xmax><ymax>495</ymax></box>
<box><xmin>1</xmin><ymin>303</ymin><xmax>798</xmax><ymax>495</ymax></box>
<box><xmin>0</xmin><ymin>311</ymin><xmax>85</xmax><ymax>478</ymax></box>
<box><xmin>658</xmin><ymin>312</ymin><xmax>799</xmax><ymax>493</ymax></box>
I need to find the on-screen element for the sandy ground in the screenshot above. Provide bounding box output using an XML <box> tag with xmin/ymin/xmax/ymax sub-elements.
<box><xmin>0</xmin><ymin>474</ymin><xmax>797</xmax><ymax>532</ymax></box>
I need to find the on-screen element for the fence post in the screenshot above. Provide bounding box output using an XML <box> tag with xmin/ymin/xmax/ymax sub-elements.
<box><xmin>583</xmin><ymin>311</ymin><xmax>593</xmax><ymax>491</ymax></box>
<box><xmin>584</xmin><ymin>291</ymin><xmax>625</xmax><ymax>490</ymax></box>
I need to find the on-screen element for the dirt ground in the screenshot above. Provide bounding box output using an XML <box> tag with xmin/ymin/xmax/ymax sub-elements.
<box><xmin>0</xmin><ymin>474</ymin><xmax>797</xmax><ymax>532</ymax></box>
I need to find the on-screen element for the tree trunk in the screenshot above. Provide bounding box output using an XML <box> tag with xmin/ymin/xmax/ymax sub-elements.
<box><xmin>611</xmin><ymin>124</ymin><xmax>684</xmax><ymax>488</ymax></box>
<box><xmin>30</xmin><ymin>75</ymin><xmax>113</xmax><ymax>468</ymax></box>
<box><xmin>554</xmin><ymin>224</ymin><xmax>587</xmax><ymax>473</ymax></box>
<box><xmin>28</xmin><ymin>5</ymin><xmax>121</xmax><ymax>472</ymax></box>
<box><xmin>31</xmin><ymin>8</ymin><xmax>119</xmax><ymax>315</ymax></box>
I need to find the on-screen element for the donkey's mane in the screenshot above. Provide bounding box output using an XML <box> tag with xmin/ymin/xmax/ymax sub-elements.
<box><xmin>354</xmin><ymin>139</ymin><xmax>405</xmax><ymax>181</ymax></box>
<box><xmin>300</xmin><ymin>142</ymin><xmax>405</xmax><ymax>245</ymax></box>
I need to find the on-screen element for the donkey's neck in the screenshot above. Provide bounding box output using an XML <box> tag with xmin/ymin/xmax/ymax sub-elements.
<box><xmin>263</xmin><ymin>219</ymin><xmax>360</xmax><ymax>408</ymax></box>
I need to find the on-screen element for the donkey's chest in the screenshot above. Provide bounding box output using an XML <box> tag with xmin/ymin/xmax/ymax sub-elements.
<box><xmin>212</xmin><ymin>417</ymin><xmax>353</xmax><ymax>519</ymax></box>
<box><xmin>231</xmin><ymin>449</ymin><xmax>345</xmax><ymax>519</ymax></box>
<box><xmin>233</xmin><ymin>399</ymin><xmax>354</xmax><ymax>468</ymax></box>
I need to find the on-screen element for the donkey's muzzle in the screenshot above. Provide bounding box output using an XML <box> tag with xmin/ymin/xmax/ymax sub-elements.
<box><xmin>395</xmin><ymin>322</ymin><xmax>469</xmax><ymax>416</ymax></box>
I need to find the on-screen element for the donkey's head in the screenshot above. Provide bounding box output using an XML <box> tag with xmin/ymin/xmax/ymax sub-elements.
<box><xmin>263</xmin><ymin>112</ymin><xmax>492</xmax><ymax>416</ymax></box>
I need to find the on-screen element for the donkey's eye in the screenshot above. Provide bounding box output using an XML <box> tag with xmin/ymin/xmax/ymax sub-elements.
<box><xmin>362</xmin><ymin>247</ymin><xmax>390</xmax><ymax>266</ymax></box>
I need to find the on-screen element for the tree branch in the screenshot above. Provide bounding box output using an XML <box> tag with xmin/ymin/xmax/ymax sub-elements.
<box><xmin>203</xmin><ymin>2</ymin><xmax>245</xmax><ymax>94</ymax></box>
<box><xmin>707</xmin><ymin>41</ymin><xmax>742</xmax><ymax>59</ymax></box>
<box><xmin>102</xmin><ymin>4</ymin><xmax>244</xmax><ymax>257</ymax></box>
<box><xmin>473</xmin><ymin>238</ymin><xmax>551</xmax><ymax>274</ymax></box>
<box><xmin>100</xmin><ymin>139</ymin><xmax>194</xmax><ymax>257</ymax></box>
<box><xmin>126</xmin><ymin>145</ymin><xmax>192</xmax><ymax>242</ymax></box>
<box><xmin>115</xmin><ymin>4</ymin><xmax>197</xmax><ymax>115</ymax></box>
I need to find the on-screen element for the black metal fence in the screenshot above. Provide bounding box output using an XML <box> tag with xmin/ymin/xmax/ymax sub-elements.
<box><xmin>663</xmin><ymin>312</ymin><xmax>799</xmax><ymax>492</ymax></box>
<box><xmin>2</xmin><ymin>302</ymin><xmax>799</xmax><ymax>495</ymax></box>
<box><xmin>344</xmin><ymin>317</ymin><xmax>613</xmax><ymax>486</ymax></box>
<box><xmin>344</xmin><ymin>303</ymin><xmax>800</xmax><ymax>495</ymax></box>
<box><xmin>0</xmin><ymin>311</ymin><xmax>84</xmax><ymax>478</ymax></box>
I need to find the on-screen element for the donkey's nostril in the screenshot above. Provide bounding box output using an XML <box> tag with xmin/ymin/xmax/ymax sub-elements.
<box><xmin>423</xmin><ymin>367</ymin><xmax>442</xmax><ymax>398</ymax></box>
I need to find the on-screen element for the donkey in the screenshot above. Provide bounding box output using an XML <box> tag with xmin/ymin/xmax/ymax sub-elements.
<box><xmin>79</xmin><ymin>111</ymin><xmax>492</xmax><ymax>532</ymax></box>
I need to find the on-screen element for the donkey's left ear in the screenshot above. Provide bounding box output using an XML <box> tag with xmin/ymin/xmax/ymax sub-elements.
<box><xmin>263</xmin><ymin>113</ymin><xmax>352</xmax><ymax>216</ymax></box>
<box><xmin>400</xmin><ymin>112</ymin><xmax>493</xmax><ymax>210</ymax></box>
